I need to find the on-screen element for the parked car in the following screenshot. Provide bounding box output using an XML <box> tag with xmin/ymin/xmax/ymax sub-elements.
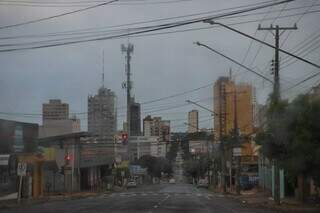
<box><xmin>197</xmin><ymin>179</ymin><xmax>208</xmax><ymax>188</ymax></box>
<box><xmin>169</xmin><ymin>178</ymin><xmax>176</xmax><ymax>184</ymax></box>
<box><xmin>127</xmin><ymin>180</ymin><xmax>137</xmax><ymax>188</ymax></box>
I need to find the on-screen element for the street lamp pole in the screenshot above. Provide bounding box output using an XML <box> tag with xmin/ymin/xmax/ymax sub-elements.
<box><xmin>186</xmin><ymin>99</ymin><xmax>226</xmax><ymax>192</ymax></box>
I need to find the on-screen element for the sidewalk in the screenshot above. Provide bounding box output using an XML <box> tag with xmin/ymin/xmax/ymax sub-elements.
<box><xmin>229</xmin><ymin>189</ymin><xmax>320</xmax><ymax>213</ymax></box>
<box><xmin>0</xmin><ymin>186</ymin><xmax>129</xmax><ymax>210</ymax></box>
<box><xmin>0</xmin><ymin>191</ymin><xmax>100</xmax><ymax>209</ymax></box>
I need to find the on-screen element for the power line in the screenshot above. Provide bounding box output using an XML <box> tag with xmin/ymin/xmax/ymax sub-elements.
<box><xmin>206</xmin><ymin>20</ymin><xmax>320</xmax><ymax>71</ymax></box>
<box><xmin>1</xmin><ymin>2</ymin><xmax>317</xmax><ymax>41</ymax></box>
<box><xmin>0</xmin><ymin>0</ymin><xmax>118</xmax><ymax>30</ymax></box>
<box><xmin>0</xmin><ymin>0</ymin><xmax>293</xmax><ymax>52</ymax></box>
<box><xmin>234</xmin><ymin>0</ymin><xmax>277</xmax><ymax>78</ymax></box>
<box><xmin>280</xmin><ymin>0</ymin><xmax>319</xmax><ymax>48</ymax></box>
<box><xmin>3</xmin><ymin>5</ymin><xmax>318</xmax><ymax>49</ymax></box>
<box><xmin>195</xmin><ymin>42</ymin><xmax>274</xmax><ymax>83</ymax></box>
<box><xmin>0</xmin><ymin>0</ymin><xmax>194</xmax><ymax>7</ymax></box>
<box><xmin>0</xmin><ymin>0</ymin><xmax>277</xmax><ymax>35</ymax></box>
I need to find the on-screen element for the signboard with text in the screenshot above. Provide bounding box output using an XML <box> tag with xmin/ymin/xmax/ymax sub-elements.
<box><xmin>17</xmin><ymin>162</ymin><xmax>27</xmax><ymax>176</ymax></box>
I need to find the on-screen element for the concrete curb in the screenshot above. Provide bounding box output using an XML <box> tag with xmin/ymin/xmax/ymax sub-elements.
<box><xmin>228</xmin><ymin>193</ymin><xmax>320</xmax><ymax>213</ymax></box>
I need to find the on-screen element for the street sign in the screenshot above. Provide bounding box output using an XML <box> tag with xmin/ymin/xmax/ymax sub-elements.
<box><xmin>17</xmin><ymin>162</ymin><xmax>27</xmax><ymax>176</ymax></box>
<box><xmin>233</xmin><ymin>147</ymin><xmax>242</xmax><ymax>157</ymax></box>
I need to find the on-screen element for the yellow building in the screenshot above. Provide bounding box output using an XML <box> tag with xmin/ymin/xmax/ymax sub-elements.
<box><xmin>213</xmin><ymin>76</ymin><xmax>256</xmax><ymax>159</ymax></box>
<box><xmin>17</xmin><ymin>153</ymin><xmax>45</xmax><ymax>198</ymax></box>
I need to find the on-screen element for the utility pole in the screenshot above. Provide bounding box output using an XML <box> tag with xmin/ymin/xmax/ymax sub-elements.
<box><xmin>219</xmin><ymin>83</ymin><xmax>227</xmax><ymax>193</ymax></box>
<box><xmin>121</xmin><ymin>43</ymin><xmax>134</xmax><ymax>136</ymax></box>
<box><xmin>233</xmin><ymin>87</ymin><xmax>241</xmax><ymax>195</ymax></box>
<box><xmin>258</xmin><ymin>24</ymin><xmax>297</xmax><ymax>205</ymax></box>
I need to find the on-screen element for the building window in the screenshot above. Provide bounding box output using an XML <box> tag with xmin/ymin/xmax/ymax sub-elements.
<box><xmin>14</xmin><ymin>125</ymin><xmax>23</xmax><ymax>152</ymax></box>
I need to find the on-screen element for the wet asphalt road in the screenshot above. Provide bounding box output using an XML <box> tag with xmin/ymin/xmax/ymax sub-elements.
<box><xmin>2</xmin><ymin>183</ymin><xmax>277</xmax><ymax>213</ymax></box>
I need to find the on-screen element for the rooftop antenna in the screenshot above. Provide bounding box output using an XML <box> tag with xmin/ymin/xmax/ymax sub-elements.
<box><xmin>229</xmin><ymin>67</ymin><xmax>232</xmax><ymax>81</ymax></box>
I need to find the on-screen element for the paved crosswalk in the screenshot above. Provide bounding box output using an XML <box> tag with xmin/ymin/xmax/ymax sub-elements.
<box><xmin>101</xmin><ymin>191</ymin><xmax>220</xmax><ymax>200</ymax></box>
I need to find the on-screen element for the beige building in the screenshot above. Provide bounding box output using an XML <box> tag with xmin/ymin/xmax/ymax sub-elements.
<box><xmin>40</xmin><ymin>99</ymin><xmax>80</xmax><ymax>138</ymax></box>
<box><xmin>42</xmin><ymin>99</ymin><xmax>69</xmax><ymax>125</ymax></box>
<box><xmin>188</xmin><ymin>110</ymin><xmax>199</xmax><ymax>133</ymax></box>
<box><xmin>39</xmin><ymin>117</ymin><xmax>81</xmax><ymax>138</ymax></box>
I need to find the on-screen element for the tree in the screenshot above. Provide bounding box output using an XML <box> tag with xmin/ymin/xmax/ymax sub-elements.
<box><xmin>256</xmin><ymin>94</ymin><xmax>320</xmax><ymax>201</ymax></box>
<box><xmin>183</xmin><ymin>154</ymin><xmax>212</xmax><ymax>181</ymax></box>
<box><xmin>137</xmin><ymin>155</ymin><xmax>173</xmax><ymax>178</ymax></box>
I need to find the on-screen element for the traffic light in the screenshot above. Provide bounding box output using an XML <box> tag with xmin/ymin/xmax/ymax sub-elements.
<box><xmin>64</xmin><ymin>154</ymin><xmax>71</xmax><ymax>165</ymax></box>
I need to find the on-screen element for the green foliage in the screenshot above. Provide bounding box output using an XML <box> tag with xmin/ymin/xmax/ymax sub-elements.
<box><xmin>183</xmin><ymin>154</ymin><xmax>212</xmax><ymax>178</ymax></box>
<box><xmin>166</xmin><ymin>141</ymin><xmax>178</xmax><ymax>162</ymax></box>
<box><xmin>256</xmin><ymin>94</ymin><xmax>320</xmax><ymax>188</ymax></box>
<box><xmin>137</xmin><ymin>155</ymin><xmax>172</xmax><ymax>178</ymax></box>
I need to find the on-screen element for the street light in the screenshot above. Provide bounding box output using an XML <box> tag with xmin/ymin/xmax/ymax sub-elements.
<box><xmin>186</xmin><ymin>100</ymin><xmax>218</xmax><ymax>117</ymax></box>
<box><xmin>193</xmin><ymin>42</ymin><xmax>273</xmax><ymax>84</ymax></box>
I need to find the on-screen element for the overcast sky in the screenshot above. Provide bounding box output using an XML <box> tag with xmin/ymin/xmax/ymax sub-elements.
<box><xmin>0</xmin><ymin>0</ymin><xmax>319</xmax><ymax>132</ymax></box>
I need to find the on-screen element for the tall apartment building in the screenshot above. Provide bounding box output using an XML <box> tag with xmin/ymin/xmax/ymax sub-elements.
<box><xmin>213</xmin><ymin>76</ymin><xmax>257</xmax><ymax>178</ymax></box>
<box><xmin>213</xmin><ymin>77</ymin><xmax>253</xmax><ymax>141</ymax></box>
<box><xmin>143</xmin><ymin>115</ymin><xmax>170</xmax><ymax>142</ymax></box>
<box><xmin>42</xmin><ymin>99</ymin><xmax>69</xmax><ymax>125</ymax></box>
<box><xmin>130</xmin><ymin>98</ymin><xmax>141</xmax><ymax>136</ymax></box>
<box><xmin>40</xmin><ymin>99</ymin><xmax>80</xmax><ymax>138</ymax></box>
<box><xmin>188</xmin><ymin>110</ymin><xmax>199</xmax><ymax>133</ymax></box>
<box><xmin>88</xmin><ymin>87</ymin><xmax>117</xmax><ymax>141</ymax></box>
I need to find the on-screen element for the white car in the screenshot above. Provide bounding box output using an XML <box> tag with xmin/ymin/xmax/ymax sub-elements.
<box><xmin>169</xmin><ymin>178</ymin><xmax>176</xmax><ymax>184</ymax></box>
<box><xmin>127</xmin><ymin>180</ymin><xmax>137</xmax><ymax>188</ymax></box>
<box><xmin>197</xmin><ymin>179</ymin><xmax>208</xmax><ymax>188</ymax></box>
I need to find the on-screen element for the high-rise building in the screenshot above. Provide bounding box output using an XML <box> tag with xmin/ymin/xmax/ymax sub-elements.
<box><xmin>42</xmin><ymin>99</ymin><xmax>69</xmax><ymax>125</ymax></box>
<box><xmin>130</xmin><ymin>98</ymin><xmax>141</xmax><ymax>136</ymax></box>
<box><xmin>213</xmin><ymin>77</ymin><xmax>253</xmax><ymax>141</ymax></box>
<box><xmin>213</xmin><ymin>76</ymin><xmax>257</xmax><ymax>180</ymax></box>
<box><xmin>188</xmin><ymin>110</ymin><xmax>199</xmax><ymax>133</ymax></box>
<box><xmin>88</xmin><ymin>87</ymin><xmax>117</xmax><ymax>141</ymax></box>
<box><xmin>143</xmin><ymin>115</ymin><xmax>170</xmax><ymax>142</ymax></box>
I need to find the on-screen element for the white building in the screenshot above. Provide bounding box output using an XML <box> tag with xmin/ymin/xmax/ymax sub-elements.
<box><xmin>150</xmin><ymin>141</ymin><xmax>167</xmax><ymax>158</ymax></box>
<box><xmin>128</xmin><ymin>136</ymin><xmax>166</xmax><ymax>161</ymax></box>
<box><xmin>189</xmin><ymin>140</ymin><xmax>211</xmax><ymax>154</ymax></box>
<box><xmin>88</xmin><ymin>87</ymin><xmax>117</xmax><ymax>142</ymax></box>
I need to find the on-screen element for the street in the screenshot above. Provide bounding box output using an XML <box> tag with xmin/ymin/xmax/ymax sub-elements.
<box><xmin>3</xmin><ymin>183</ymin><xmax>276</xmax><ymax>213</ymax></box>
<box><xmin>172</xmin><ymin>149</ymin><xmax>185</xmax><ymax>183</ymax></box>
